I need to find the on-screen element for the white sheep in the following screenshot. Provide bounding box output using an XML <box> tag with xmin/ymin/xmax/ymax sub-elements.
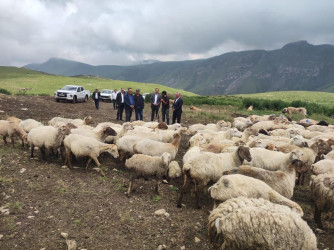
<box><xmin>19</xmin><ymin>119</ymin><xmax>44</xmax><ymax>133</ymax></box>
<box><xmin>28</xmin><ymin>125</ymin><xmax>71</xmax><ymax>160</ymax></box>
<box><xmin>209</xmin><ymin>174</ymin><xmax>304</xmax><ymax>215</ymax></box>
<box><xmin>133</xmin><ymin>133</ymin><xmax>182</xmax><ymax>160</ymax></box>
<box><xmin>0</xmin><ymin>120</ymin><xmax>28</xmax><ymax>147</ymax></box>
<box><xmin>187</xmin><ymin>120</ymin><xmax>231</xmax><ymax>135</ymax></box>
<box><xmin>168</xmin><ymin>161</ymin><xmax>182</xmax><ymax>178</ymax></box>
<box><xmin>183</xmin><ymin>146</ymin><xmax>202</xmax><ymax>164</ymax></box>
<box><xmin>48</xmin><ymin>116</ymin><xmax>94</xmax><ymax>126</ymax></box>
<box><xmin>6</xmin><ymin>116</ymin><xmax>22</xmax><ymax>124</ymax></box>
<box><xmin>311</xmin><ymin>159</ymin><xmax>334</xmax><ymax>175</ymax></box>
<box><xmin>250</xmin><ymin>118</ymin><xmax>288</xmax><ymax>132</ymax></box>
<box><xmin>125</xmin><ymin>152</ymin><xmax>172</xmax><ymax>197</ymax></box>
<box><xmin>310</xmin><ymin>173</ymin><xmax>334</xmax><ymax>229</ymax></box>
<box><xmin>208</xmin><ymin>197</ymin><xmax>317</xmax><ymax>250</ymax></box>
<box><xmin>324</xmin><ymin>150</ymin><xmax>334</xmax><ymax>160</ymax></box>
<box><xmin>102</xmin><ymin>122</ymin><xmax>134</xmax><ymax>143</ymax></box>
<box><xmin>223</xmin><ymin>159</ymin><xmax>308</xmax><ymax>198</ymax></box>
<box><xmin>189</xmin><ymin>128</ymin><xmax>242</xmax><ymax>147</ymax></box>
<box><xmin>64</xmin><ymin>134</ymin><xmax>119</xmax><ymax>176</ymax></box>
<box><xmin>115</xmin><ymin>135</ymin><xmax>144</xmax><ymax>161</ymax></box>
<box><xmin>233</xmin><ymin>117</ymin><xmax>253</xmax><ymax>131</ymax></box>
<box><xmin>177</xmin><ymin>146</ymin><xmax>252</xmax><ymax>208</ymax></box>
<box><xmin>71</xmin><ymin>126</ymin><xmax>117</xmax><ymax>142</ymax></box>
<box><xmin>248</xmin><ymin>114</ymin><xmax>276</xmax><ymax>122</ymax></box>
<box><xmin>127</xmin><ymin>127</ymin><xmax>187</xmax><ymax>143</ymax></box>
<box><xmin>246</xmin><ymin>147</ymin><xmax>303</xmax><ymax>171</ymax></box>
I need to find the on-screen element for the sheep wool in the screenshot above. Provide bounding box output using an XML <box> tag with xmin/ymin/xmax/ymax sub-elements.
<box><xmin>168</xmin><ymin>161</ymin><xmax>181</xmax><ymax>178</ymax></box>
<box><xmin>208</xmin><ymin>197</ymin><xmax>317</xmax><ymax>250</ymax></box>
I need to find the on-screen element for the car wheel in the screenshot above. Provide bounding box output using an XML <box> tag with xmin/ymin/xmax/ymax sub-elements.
<box><xmin>73</xmin><ymin>96</ymin><xmax>77</xmax><ymax>103</ymax></box>
<box><xmin>56</xmin><ymin>99</ymin><xmax>59</xmax><ymax>102</ymax></box>
<box><xmin>84</xmin><ymin>95</ymin><xmax>88</xmax><ymax>102</ymax></box>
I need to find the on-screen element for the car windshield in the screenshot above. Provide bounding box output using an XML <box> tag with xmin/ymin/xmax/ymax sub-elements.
<box><xmin>61</xmin><ymin>86</ymin><xmax>77</xmax><ymax>91</ymax></box>
<box><xmin>102</xmin><ymin>90</ymin><xmax>112</xmax><ymax>94</ymax></box>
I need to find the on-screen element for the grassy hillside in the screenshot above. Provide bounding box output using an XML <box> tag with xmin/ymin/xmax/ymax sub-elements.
<box><xmin>0</xmin><ymin>66</ymin><xmax>197</xmax><ymax>96</ymax></box>
<box><xmin>238</xmin><ymin>91</ymin><xmax>334</xmax><ymax>106</ymax></box>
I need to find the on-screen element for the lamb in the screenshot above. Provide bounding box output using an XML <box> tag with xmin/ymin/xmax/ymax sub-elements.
<box><xmin>282</xmin><ymin>107</ymin><xmax>307</xmax><ymax>118</ymax></box>
<box><xmin>133</xmin><ymin>133</ymin><xmax>182</xmax><ymax>160</ymax></box>
<box><xmin>209</xmin><ymin>174</ymin><xmax>304</xmax><ymax>215</ymax></box>
<box><xmin>19</xmin><ymin>119</ymin><xmax>44</xmax><ymax>133</ymax></box>
<box><xmin>168</xmin><ymin>161</ymin><xmax>182</xmax><ymax>178</ymax></box>
<box><xmin>48</xmin><ymin>116</ymin><xmax>94</xmax><ymax>126</ymax></box>
<box><xmin>223</xmin><ymin>160</ymin><xmax>308</xmax><ymax>198</ymax></box>
<box><xmin>177</xmin><ymin>146</ymin><xmax>251</xmax><ymax>208</ymax></box>
<box><xmin>310</xmin><ymin>173</ymin><xmax>334</xmax><ymax>229</ymax></box>
<box><xmin>208</xmin><ymin>197</ymin><xmax>317</xmax><ymax>250</ymax></box>
<box><xmin>0</xmin><ymin>120</ymin><xmax>28</xmax><ymax>147</ymax></box>
<box><xmin>125</xmin><ymin>152</ymin><xmax>172</xmax><ymax>197</ymax></box>
<box><xmin>311</xmin><ymin>159</ymin><xmax>334</xmax><ymax>175</ymax></box>
<box><xmin>64</xmin><ymin>134</ymin><xmax>119</xmax><ymax>176</ymax></box>
<box><xmin>6</xmin><ymin>116</ymin><xmax>22</xmax><ymax>124</ymax></box>
<box><xmin>71</xmin><ymin>126</ymin><xmax>117</xmax><ymax>142</ymax></box>
<box><xmin>187</xmin><ymin>120</ymin><xmax>231</xmax><ymax>136</ymax></box>
<box><xmin>245</xmin><ymin>148</ymin><xmax>303</xmax><ymax>171</ymax></box>
<box><xmin>28</xmin><ymin>125</ymin><xmax>71</xmax><ymax>159</ymax></box>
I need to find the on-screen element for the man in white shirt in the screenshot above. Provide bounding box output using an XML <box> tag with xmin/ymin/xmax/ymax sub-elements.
<box><xmin>150</xmin><ymin>88</ymin><xmax>162</xmax><ymax>121</ymax></box>
<box><xmin>111</xmin><ymin>89</ymin><xmax>117</xmax><ymax>110</ymax></box>
<box><xmin>116</xmin><ymin>88</ymin><xmax>125</xmax><ymax>120</ymax></box>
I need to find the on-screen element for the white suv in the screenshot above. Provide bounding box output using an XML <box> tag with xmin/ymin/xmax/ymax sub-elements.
<box><xmin>54</xmin><ymin>85</ymin><xmax>90</xmax><ymax>103</ymax></box>
<box><xmin>100</xmin><ymin>89</ymin><xmax>113</xmax><ymax>102</ymax></box>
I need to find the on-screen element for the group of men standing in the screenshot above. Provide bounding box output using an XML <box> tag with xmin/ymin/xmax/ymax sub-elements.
<box><xmin>92</xmin><ymin>87</ymin><xmax>183</xmax><ymax>124</ymax></box>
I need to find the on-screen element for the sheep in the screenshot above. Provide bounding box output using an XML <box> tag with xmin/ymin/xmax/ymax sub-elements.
<box><xmin>209</xmin><ymin>174</ymin><xmax>304</xmax><ymax>215</ymax></box>
<box><xmin>223</xmin><ymin>160</ymin><xmax>308</xmax><ymax>198</ymax></box>
<box><xmin>6</xmin><ymin>116</ymin><xmax>22</xmax><ymax>124</ymax></box>
<box><xmin>53</xmin><ymin>122</ymin><xmax>77</xmax><ymax>130</ymax></box>
<box><xmin>208</xmin><ymin>197</ymin><xmax>317</xmax><ymax>250</ymax></box>
<box><xmin>19</xmin><ymin>119</ymin><xmax>44</xmax><ymax>133</ymax></box>
<box><xmin>177</xmin><ymin>146</ymin><xmax>251</xmax><ymax>208</ymax></box>
<box><xmin>187</xmin><ymin>120</ymin><xmax>231</xmax><ymax>136</ymax></box>
<box><xmin>310</xmin><ymin>173</ymin><xmax>334</xmax><ymax>229</ymax></box>
<box><xmin>325</xmin><ymin>150</ymin><xmax>334</xmax><ymax>160</ymax></box>
<box><xmin>168</xmin><ymin>161</ymin><xmax>181</xmax><ymax>178</ymax></box>
<box><xmin>125</xmin><ymin>152</ymin><xmax>172</xmax><ymax>197</ymax></box>
<box><xmin>248</xmin><ymin>114</ymin><xmax>276</xmax><ymax>122</ymax></box>
<box><xmin>48</xmin><ymin>116</ymin><xmax>94</xmax><ymax>126</ymax></box>
<box><xmin>307</xmin><ymin>124</ymin><xmax>333</xmax><ymax>133</ymax></box>
<box><xmin>167</xmin><ymin>123</ymin><xmax>182</xmax><ymax>131</ymax></box>
<box><xmin>28</xmin><ymin>125</ymin><xmax>71</xmax><ymax>160</ymax></box>
<box><xmin>115</xmin><ymin>135</ymin><xmax>144</xmax><ymax>161</ymax></box>
<box><xmin>64</xmin><ymin>134</ymin><xmax>119</xmax><ymax>176</ymax></box>
<box><xmin>133</xmin><ymin>133</ymin><xmax>182</xmax><ymax>160</ymax></box>
<box><xmin>299</xmin><ymin>118</ymin><xmax>318</xmax><ymax>125</ymax></box>
<box><xmin>233</xmin><ymin>117</ymin><xmax>253</xmax><ymax>132</ymax></box>
<box><xmin>71</xmin><ymin>126</ymin><xmax>117</xmax><ymax>142</ymax></box>
<box><xmin>282</xmin><ymin>107</ymin><xmax>307</xmax><ymax>118</ymax></box>
<box><xmin>250</xmin><ymin>118</ymin><xmax>289</xmax><ymax>132</ymax></box>
<box><xmin>183</xmin><ymin>146</ymin><xmax>202</xmax><ymax>164</ymax></box>
<box><xmin>189</xmin><ymin>128</ymin><xmax>242</xmax><ymax>147</ymax></box>
<box><xmin>128</xmin><ymin>127</ymin><xmax>187</xmax><ymax>143</ymax></box>
<box><xmin>245</xmin><ymin>148</ymin><xmax>303</xmax><ymax>171</ymax></box>
<box><xmin>311</xmin><ymin>159</ymin><xmax>334</xmax><ymax>175</ymax></box>
<box><xmin>0</xmin><ymin>120</ymin><xmax>28</xmax><ymax>147</ymax></box>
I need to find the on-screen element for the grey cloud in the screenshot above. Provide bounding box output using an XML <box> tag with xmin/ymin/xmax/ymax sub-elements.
<box><xmin>1</xmin><ymin>0</ymin><xmax>334</xmax><ymax>66</ymax></box>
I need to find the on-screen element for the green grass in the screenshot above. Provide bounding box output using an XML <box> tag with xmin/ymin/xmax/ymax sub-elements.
<box><xmin>0</xmin><ymin>66</ymin><xmax>197</xmax><ymax>96</ymax></box>
<box><xmin>238</xmin><ymin>91</ymin><xmax>334</xmax><ymax>107</ymax></box>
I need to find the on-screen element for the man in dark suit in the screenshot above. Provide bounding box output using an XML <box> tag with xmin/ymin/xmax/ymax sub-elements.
<box><xmin>172</xmin><ymin>92</ymin><xmax>183</xmax><ymax>124</ymax></box>
<box><xmin>150</xmin><ymin>88</ymin><xmax>161</xmax><ymax>121</ymax></box>
<box><xmin>116</xmin><ymin>88</ymin><xmax>125</xmax><ymax>120</ymax></box>
<box><xmin>92</xmin><ymin>89</ymin><xmax>101</xmax><ymax>110</ymax></box>
<box><xmin>134</xmin><ymin>89</ymin><xmax>145</xmax><ymax>121</ymax></box>
<box><xmin>124</xmin><ymin>88</ymin><xmax>135</xmax><ymax>122</ymax></box>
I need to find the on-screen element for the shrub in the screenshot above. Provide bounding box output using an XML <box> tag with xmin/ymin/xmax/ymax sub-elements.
<box><xmin>0</xmin><ymin>88</ymin><xmax>11</xmax><ymax>95</ymax></box>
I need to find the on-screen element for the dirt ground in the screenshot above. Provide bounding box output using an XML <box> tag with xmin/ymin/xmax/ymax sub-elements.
<box><xmin>0</xmin><ymin>95</ymin><xmax>333</xmax><ymax>250</ymax></box>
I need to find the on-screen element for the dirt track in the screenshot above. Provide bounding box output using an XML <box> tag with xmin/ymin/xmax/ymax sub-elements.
<box><xmin>0</xmin><ymin>95</ymin><xmax>333</xmax><ymax>250</ymax></box>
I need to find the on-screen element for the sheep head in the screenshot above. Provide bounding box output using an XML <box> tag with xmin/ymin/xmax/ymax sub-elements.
<box><xmin>237</xmin><ymin>146</ymin><xmax>252</xmax><ymax>163</ymax></box>
<box><xmin>230</xmin><ymin>128</ymin><xmax>242</xmax><ymax>138</ymax></box>
<box><xmin>157</xmin><ymin>122</ymin><xmax>168</xmax><ymax>130</ymax></box>
<box><xmin>282</xmin><ymin>108</ymin><xmax>288</xmax><ymax>113</ymax></box>
<box><xmin>291</xmin><ymin>150</ymin><xmax>303</xmax><ymax>161</ymax></box>
<box><xmin>290</xmin><ymin>159</ymin><xmax>308</xmax><ymax>174</ymax></box>
<box><xmin>123</xmin><ymin>122</ymin><xmax>134</xmax><ymax>131</ymax></box>
<box><xmin>84</xmin><ymin>116</ymin><xmax>94</xmax><ymax>125</ymax></box>
<box><xmin>244</xmin><ymin>127</ymin><xmax>258</xmax><ymax>136</ymax></box>
<box><xmin>103</xmin><ymin>126</ymin><xmax>117</xmax><ymax>136</ymax></box>
<box><xmin>162</xmin><ymin>152</ymin><xmax>172</xmax><ymax>166</ymax></box>
<box><xmin>105</xmin><ymin>144</ymin><xmax>119</xmax><ymax>158</ymax></box>
<box><xmin>59</xmin><ymin>125</ymin><xmax>71</xmax><ymax>135</ymax></box>
<box><xmin>65</xmin><ymin>123</ymin><xmax>77</xmax><ymax>130</ymax></box>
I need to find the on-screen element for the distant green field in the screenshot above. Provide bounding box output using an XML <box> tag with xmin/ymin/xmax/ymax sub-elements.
<box><xmin>0</xmin><ymin>66</ymin><xmax>197</xmax><ymax>96</ymax></box>
<box><xmin>238</xmin><ymin>91</ymin><xmax>334</xmax><ymax>107</ymax></box>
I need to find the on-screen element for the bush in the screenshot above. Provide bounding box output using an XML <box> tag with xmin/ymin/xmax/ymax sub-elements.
<box><xmin>0</xmin><ymin>88</ymin><xmax>11</xmax><ymax>95</ymax></box>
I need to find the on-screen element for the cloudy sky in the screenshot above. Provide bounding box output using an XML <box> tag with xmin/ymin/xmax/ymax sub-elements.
<box><xmin>1</xmin><ymin>0</ymin><xmax>334</xmax><ymax>66</ymax></box>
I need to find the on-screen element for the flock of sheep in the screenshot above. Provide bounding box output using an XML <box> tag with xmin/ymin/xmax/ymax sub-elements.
<box><xmin>0</xmin><ymin>106</ymin><xmax>333</xmax><ymax>249</ymax></box>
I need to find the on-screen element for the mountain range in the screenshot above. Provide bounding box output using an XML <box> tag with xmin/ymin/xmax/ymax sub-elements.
<box><xmin>25</xmin><ymin>41</ymin><xmax>334</xmax><ymax>95</ymax></box>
